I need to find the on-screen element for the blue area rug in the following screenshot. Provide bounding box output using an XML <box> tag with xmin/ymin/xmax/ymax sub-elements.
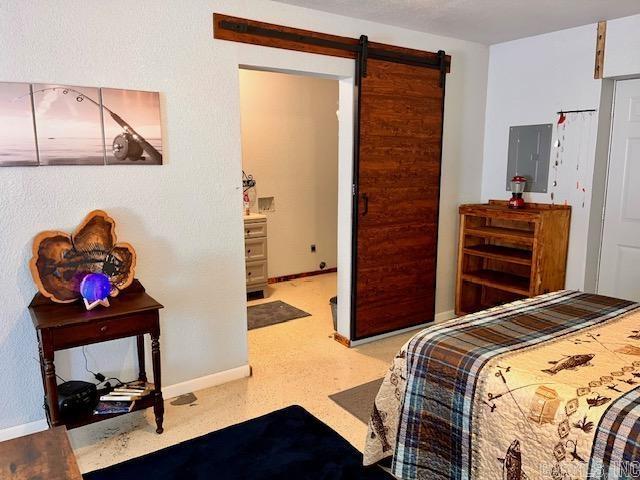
<box><xmin>84</xmin><ymin>405</ymin><xmax>392</xmax><ymax>480</ymax></box>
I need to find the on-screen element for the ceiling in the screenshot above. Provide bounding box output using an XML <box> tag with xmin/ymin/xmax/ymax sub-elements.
<box><xmin>274</xmin><ymin>0</ymin><xmax>640</xmax><ymax>44</ymax></box>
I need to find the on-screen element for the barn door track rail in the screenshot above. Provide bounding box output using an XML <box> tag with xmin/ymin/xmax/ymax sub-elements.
<box><xmin>214</xmin><ymin>13</ymin><xmax>450</xmax><ymax>85</ymax></box>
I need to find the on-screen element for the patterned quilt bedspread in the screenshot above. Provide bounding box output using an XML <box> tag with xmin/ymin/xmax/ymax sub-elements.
<box><xmin>363</xmin><ymin>291</ymin><xmax>640</xmax><ymax>480</ymax></box>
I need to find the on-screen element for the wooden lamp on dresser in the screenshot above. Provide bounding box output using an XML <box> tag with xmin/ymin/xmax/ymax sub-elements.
<box><xmin>455</xmin><ymin>200</ymin><xmax>571</xmax><ymax>315</ymax></box>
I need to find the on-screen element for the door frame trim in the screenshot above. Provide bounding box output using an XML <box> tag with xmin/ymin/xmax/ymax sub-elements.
<box><xmin>593</xmin><ymin>79</ymin><xmax>617</xmax><ymax>293</ymax></box>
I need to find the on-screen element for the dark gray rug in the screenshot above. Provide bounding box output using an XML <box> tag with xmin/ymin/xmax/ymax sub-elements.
<box><xmin>329</xmin><ymin>378</ymin><xmax>384</xmax><ymax>424</ymax></box>
<box><xmin>247</xmin><ymin>300</ymin><xmax>311</xmax><ymax>330</ymax></box>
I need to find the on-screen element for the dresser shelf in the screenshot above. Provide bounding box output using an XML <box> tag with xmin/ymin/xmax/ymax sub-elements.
<box><xmin>463</xmin><ymin>244</ymin><xmax>533</xmax><ymax>266</ymax></box>
<box><xmin>456</xmin><ymin>200</ymin><xmax>571</xmax><ymax>315</ymax></box>
<box><xmin>462</xmin><ymin>270</ymin><xmax>531</xmax><ymax>296</ymax></box>
<box><xmin>465</xmin><ymin>225</ymin><xmax>534</xmax><ymax>245</ymax></box>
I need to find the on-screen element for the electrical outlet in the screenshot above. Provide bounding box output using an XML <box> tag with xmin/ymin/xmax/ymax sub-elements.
<box><xmin>310</xmin><ymin>244</ymin><xmax>316</xmax><ymax>253</ymax></box>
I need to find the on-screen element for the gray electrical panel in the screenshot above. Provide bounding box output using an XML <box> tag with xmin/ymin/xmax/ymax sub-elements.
<box><xmin>506</xmin><ymin>123</ymin><xmax>552</xmax><ymax>193</ymax></box>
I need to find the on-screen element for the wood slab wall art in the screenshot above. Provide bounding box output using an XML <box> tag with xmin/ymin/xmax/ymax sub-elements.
<box><xmin>0</xmin><ymin>82</ymin><xmax>163</xmax><ymax>166</ymax></box>
<box><xmin>30</xmin><ymin>210</ymin><xmax>137</xmax><ymax>303</ymax></box>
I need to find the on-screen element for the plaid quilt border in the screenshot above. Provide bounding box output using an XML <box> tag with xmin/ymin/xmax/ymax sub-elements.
<box><xmin>588</xmin><ymin>385</ymin><xmax>640</xmax><ymax>480</ymax></box>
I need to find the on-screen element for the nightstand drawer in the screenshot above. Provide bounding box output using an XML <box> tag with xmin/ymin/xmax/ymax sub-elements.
<box><xmin>246</xmin><ymin>261</ymin><xmax>268</xmax><ymax>286</ymax></box>
<box><xmin>245</xmin><ymin>237</ymin><xmax>267</xmax><ymax>262</ymax></box>
<box><xmin>244</xmin><ymin>221</ymin><xmax>267</xmax><ymax>239</ymax></box>
<box><xmin>51</xmin><ymin>313</ymin><xmax>158</xmax><ymax>350</ymax></box>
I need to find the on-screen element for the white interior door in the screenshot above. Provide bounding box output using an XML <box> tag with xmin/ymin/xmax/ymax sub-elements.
<box><xmin>598</xmin><ymin>78</ymin><xmax>640</xmax><ymax>301</ymax></box>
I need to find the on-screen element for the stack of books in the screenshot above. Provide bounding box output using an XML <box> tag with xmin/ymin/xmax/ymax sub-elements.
<box><xmin>93</xmin><ymin>383</ymin><xmax>151</xmax><ymax>415</ymax></box>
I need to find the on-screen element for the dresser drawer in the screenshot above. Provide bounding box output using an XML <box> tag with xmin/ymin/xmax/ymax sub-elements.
<box><xmin>246</xmin><ymin>261</ymin><xmax>268</xmax><ymax>286</ymax></box>
<box><xmin>244</xmin><ymin>220</ymin><xmax>267</xmax><ymax>239</ymax></box>
<box><xmin>245</xmin><ymin>237</ymin><xmax>267</xmax><ymax>262</ymax></box>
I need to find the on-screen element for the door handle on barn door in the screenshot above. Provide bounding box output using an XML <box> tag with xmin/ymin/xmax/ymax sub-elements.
<box><xmin>361</xmin><ymin>193</ymin><xmax>369</xmax><ymax>216</ymax></box>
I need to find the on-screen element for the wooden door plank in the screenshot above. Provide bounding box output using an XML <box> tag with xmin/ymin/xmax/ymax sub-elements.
<box><xmin>354</xmin><ymin>59</ymin><xmax>444</xmax><ymax>339</ymax></box>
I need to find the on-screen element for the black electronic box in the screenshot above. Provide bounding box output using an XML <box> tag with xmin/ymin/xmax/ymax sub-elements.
<box><xmin>57</xmin><ymin>381</ymin><xmax>98</xmax><ymax>416</ymax></box>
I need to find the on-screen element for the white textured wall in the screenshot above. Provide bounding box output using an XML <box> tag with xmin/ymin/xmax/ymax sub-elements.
<box><xmin>605</xmin><ymin>14</ymin><xmax>640</xmax><ymax>78</ymax></box>
<box><xmin>239</xmin><ymin>70</ymin><xmax>339</xmax><ymax>278</ymax></box>
<box><xmin>0</xmin><ymin>0</ymin><xmax>488</xmax><ymax>430</ymax></box>
<box><xmin>481</xmin><ymin>24</ymin><xmax>603</xmax><ymax>290</ymax></box>
<box><xmin>481</xmin><ymin>19</ymin><xmax>640</xmax><ymax>292</ymax></box>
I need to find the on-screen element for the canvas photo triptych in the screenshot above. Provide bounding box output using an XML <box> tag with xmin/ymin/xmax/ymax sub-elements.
<box><xmin>0</xmin><ymin>82</ymin><xmax>163</xmax><ymax>166</ymax></box>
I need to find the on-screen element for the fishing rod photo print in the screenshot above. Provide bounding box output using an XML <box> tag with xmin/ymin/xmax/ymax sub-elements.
<box><xmin>0</xmin><ymin>82</ymin><xmax>163</xmax><ymax>166</ymax></box>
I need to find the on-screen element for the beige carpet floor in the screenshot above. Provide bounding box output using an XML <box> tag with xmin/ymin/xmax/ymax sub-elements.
<box><xmin>70</xmin><ymin>273</ymin><xmax>416</xmax><ymax>474</ymax></box>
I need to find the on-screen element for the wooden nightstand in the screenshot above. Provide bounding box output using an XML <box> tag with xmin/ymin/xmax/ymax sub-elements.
<box><xmin>28</xmin><ymin>280</ymin><xmax>165</xmax><ymax>433</ymax></box>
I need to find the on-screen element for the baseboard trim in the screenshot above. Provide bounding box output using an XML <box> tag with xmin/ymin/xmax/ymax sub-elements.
<box><xmin>348</xmin><ymin>310</ymin><xmax>456</xmax><ymax>347</ymax></box>
<box><xmin>0</xmin><ymin>364</ymin><xmax>252</xmax><ymax>442</ymax></box>
<box><xmin>0</xmin><ymin>419</ymin><xmax>49</xmax><ymax>442</ymax></box>
<box><xmin>162</xmin><ymin>364</ymin><xmax>251</xmax><ymax>400</ymax></box>
<box><xmin>333</xmin><ymin>331</ymin><xmax>351</xmax><ymax>347</ymax></box>
<box><xmin>268</xmin><ymin>268</ymin><xmax>337</xmax><ymax>284</ymax></box>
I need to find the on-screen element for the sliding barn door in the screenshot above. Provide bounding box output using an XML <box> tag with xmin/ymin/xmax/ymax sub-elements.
<box><xmin>212</xmin><ymin>14</ymin><xmax>448</xmax><ymax>341</ymax></box>
<box><xmin>353</xmin><ymin>58</ymin><xmax>444</xmax><ymax>339</ymax></box>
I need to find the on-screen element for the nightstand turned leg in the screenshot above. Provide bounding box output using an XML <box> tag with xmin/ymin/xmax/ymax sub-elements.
<box><xmin>43</xmin><ymin>353</ymin><xmax>60</xmax><ymax>427</ymax></box>
<box><xmin>38</xmin><ymin>344</ymin><xmax>47</xmax><ymax>392</ymax></box>
<box><xmin>151</xmin><ymin>332</ymin><xmax>164</xmax><ymax>434</ymax></box>
<box><xmin>136</xmin><ymin>335</ymin><xmax>147</xmax><ymax>383</ymax></box>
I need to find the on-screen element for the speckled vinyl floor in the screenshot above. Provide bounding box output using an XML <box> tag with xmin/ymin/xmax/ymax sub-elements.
<box><xmin>71</xmin><ymin>272</ymin><xmax>414</xmax><ymax>474</ymax></box>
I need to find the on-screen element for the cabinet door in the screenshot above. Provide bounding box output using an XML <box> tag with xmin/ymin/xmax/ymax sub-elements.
<box><xmin>353</xmin><ymin>59</ymin><xmax>444</xmax><ymax>339</ymax></box>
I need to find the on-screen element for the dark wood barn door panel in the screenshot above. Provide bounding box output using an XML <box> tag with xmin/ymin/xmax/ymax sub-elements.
<box><xmin>353</xmin><ymin>59</ymin><xmax>444</xmax><ymax>339</ymax></box>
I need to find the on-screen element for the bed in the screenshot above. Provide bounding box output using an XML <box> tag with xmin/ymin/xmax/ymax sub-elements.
<box><xmin>363</xmin><ymin>290</ymin><xmax>640</xmax><ymax>480</ymax></box>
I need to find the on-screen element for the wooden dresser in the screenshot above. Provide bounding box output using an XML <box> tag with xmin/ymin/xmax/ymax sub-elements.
<box><xmin>244</xmin><ymin>214</ymin><xmax>268</xmax><ymax>296</ymax></box>
<box><xmin>456</xmin><ymin>200</ymin><xmax>571</xmax><ymax>315</ymax></box>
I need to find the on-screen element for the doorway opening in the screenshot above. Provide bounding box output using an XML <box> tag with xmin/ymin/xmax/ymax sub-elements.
<box><xmin>238</xmin><ymin>67</ymin><xmax>343</xmax><ymax>353</ymax></box>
